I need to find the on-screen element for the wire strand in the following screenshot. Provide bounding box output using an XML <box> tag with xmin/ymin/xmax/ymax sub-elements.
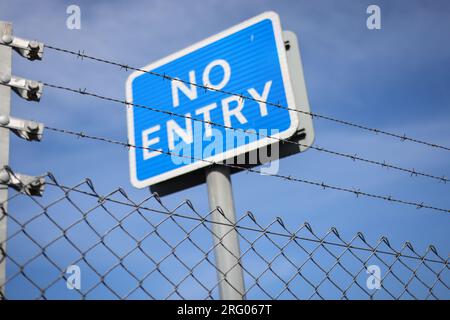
<box><xmin>44</xmin><ymin>125</ymin><xmax>450</xmax><ymax>214</ymax></box>
<box><xmin>42</xmin><ymin>82</ymin><xmax>449</xmax><ymax>184</ymax></box>
<box><xmin>44</xmin><ymin>43</ymin><xmax>450</xmax><ymax>152</ymax></box>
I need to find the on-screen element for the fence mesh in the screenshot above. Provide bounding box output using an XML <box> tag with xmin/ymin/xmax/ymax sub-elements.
<box><xmin>0</xmin><ymin>173</ymin><xmax>448</xmax><ymax>300</ymax></box>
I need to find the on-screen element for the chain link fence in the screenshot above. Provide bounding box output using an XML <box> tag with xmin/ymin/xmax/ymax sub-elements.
<box><xmin>0</xmin><ymin>173</ymin><xmax>448</xmax><ymax>300</ymax></box>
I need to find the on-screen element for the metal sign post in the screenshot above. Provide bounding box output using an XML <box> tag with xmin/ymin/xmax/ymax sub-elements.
<box><xmin>206</xmin><ymin>165</ymin><xmax>245</xmax><ymax>300</ymax></box>
<box><xmin>125</xmin><ymin>11</ymin><xmax>314</xmax><ymax>300</ymax></box>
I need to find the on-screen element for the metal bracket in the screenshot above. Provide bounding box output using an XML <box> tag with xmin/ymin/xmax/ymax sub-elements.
<box><xmin>0</xmin><ymin>34</ymin><xmax>43</xmax><ymax>61</ymax></box>
<box><xmin>0</xmin><ymin>74</ymin><xmax>43</xmax><ymax>101</ymax></box>
<box><xmin>0</xmin><ymin>115</ymin><xmax>44</xmax><ymax>141</ymax></box>
<box><xmin>0</xmin><ymin>167</ymin><xmax>45</xmax><ymax>196</ymax></box>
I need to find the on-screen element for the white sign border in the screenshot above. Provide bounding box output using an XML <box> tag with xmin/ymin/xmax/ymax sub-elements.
<box><xmin>126</xmin><ymin>11</ymin><xmax>298</xmax><ymax>189</ymax></box>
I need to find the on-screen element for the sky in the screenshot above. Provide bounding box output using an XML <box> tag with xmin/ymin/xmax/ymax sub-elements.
<box><xmin>1</xmin><ymin>0</ymin><xmax>449</xmax><ymax>299</ymax></box>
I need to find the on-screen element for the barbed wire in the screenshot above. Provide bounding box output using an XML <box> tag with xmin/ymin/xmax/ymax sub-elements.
<box><xmin>0</xmin><ymin>36</ymin><xmax>448</xmax><ymax>301</ymax></box>
<box><xmin>43</xmin><ymin>125</ymin><xmax>450</xmax><ymax>214</ymax></box>
<box><xmin>41</xmin><ymin>82</ymin><xmax>449</xmax><ymax>185</ymax></box>
<box><xmin>44</xmin><ymin>44</ymin><xmax>450</xmax><ymax>152</ymax></box>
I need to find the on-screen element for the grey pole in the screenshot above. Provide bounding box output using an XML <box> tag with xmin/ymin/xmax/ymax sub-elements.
<box><xmin>206</xmin><ymin>165</ymin><xmax>245</xmax><ymax>300</ymax></box>
<box><xmin>0</xmin><ymin>21</ymin><xmax>12</xmax><ymax>298</ymax></box>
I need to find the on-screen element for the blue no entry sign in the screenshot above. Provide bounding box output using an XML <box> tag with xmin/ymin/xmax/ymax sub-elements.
<box><xmin>126</xmin><ymin>12</ymin><xmax>299</xmax><ymax>188</ymax></box>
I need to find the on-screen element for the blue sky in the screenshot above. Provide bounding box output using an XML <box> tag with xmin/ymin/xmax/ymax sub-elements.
<box><xmin>1</xmin><ymin>0</ymin><xmax>449</xmax><ymax>299</ymax></box>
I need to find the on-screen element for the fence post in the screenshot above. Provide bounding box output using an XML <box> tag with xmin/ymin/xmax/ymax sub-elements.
<box><xmin>206</xmin><ymin>165</ymin><xmax>245</xmax><ymax>299</ymax></box>
<box><xmin>0</xmin><ymin>21</ymin><xmax>12</xmax><ymax>298</ymax></box>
